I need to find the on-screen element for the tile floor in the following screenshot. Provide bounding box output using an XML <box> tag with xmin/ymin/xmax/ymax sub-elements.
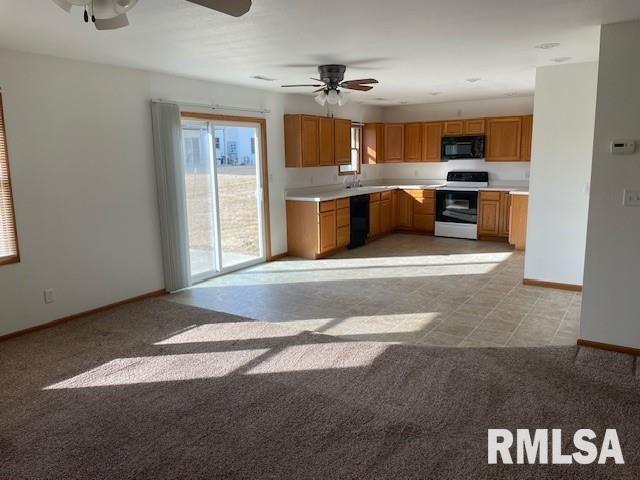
<box><xmin>169</xmin><ymin>233</ymin><xmax>581</xmax><ymax>348</ymax></box>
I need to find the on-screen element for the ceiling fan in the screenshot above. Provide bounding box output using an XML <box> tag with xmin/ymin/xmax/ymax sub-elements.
<box><xmin>281</xmin><ymin>65</ymin><xmax>378</xmax><ymax>106</ymax></box>
<box><xmin>51</xmin><ymin>0</ymin><xmax>252</xmax><ymax>30</ymax></box>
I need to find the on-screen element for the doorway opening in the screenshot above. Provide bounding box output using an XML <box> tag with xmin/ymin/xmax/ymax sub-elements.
<box><xmin>181</xmin><ymin>114</ymin><xmax>269</xmax><ymax>283</ymax></box>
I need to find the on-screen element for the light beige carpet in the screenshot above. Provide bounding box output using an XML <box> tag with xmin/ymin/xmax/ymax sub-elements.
<box><xmin>0</xmin><ymin>299</ymin><xmax>638</xmax><ymax>479</ymax></box>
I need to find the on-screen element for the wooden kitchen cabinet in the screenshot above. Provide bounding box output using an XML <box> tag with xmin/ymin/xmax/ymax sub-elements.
<box><xmin>465</xmin><ymin>118</ymin><xmax>485</xmax><ymax>135</ymax></box>
<box><xmin>334</xmin><ymin>118</ymin><xmax>352</xmax><ymax>165</ymax></box>
<box><xmin>384</xmin><ymin>124</ymin><xmax>404</xmax><ymax>162</ymax></box>
<box><xmin>509</xmin><ymin>194</ymin><xmax>529</xmax><ymax>250</ymax></box>
<box><xmin>498</xmin><ymin>192</ymin><xmax>511</xmax><ymax>237</ymax></box>
<box><xmin>318</xmin><ymin>117</ymin><xmax>334</xmax><ymax>166</ymax></box>
<box><xmin>422</xmin><ymin>122</ymin><xmax>443</xmax><ymax>162</ymax></box>
<box><xmin>486</xmin><ymin>117</ymin><xmax>522</xmax><ymax>162</ymax></box>
<box><xmin>520</xmin><ymin>114</ymin><xmax>533</xmax><ymax>162</ymax></box>
<box><xmin>443</xmin><ymin>120</ymin><xmax>464</xmax><ymax>136</ymax></box>
<box><xmin>369</xmin><ymin>202</ymin><xmax>381</xmax><ymax>237</ymax></box>
<box><xmin>395</xmin><ymin>190</ymin><xmax>413</xmax><ymax>228</ymax></box>
<box><xmin>408</xmin><ymin>190</ymin><xmax>435</xmax><ymax>232</ymax></box>
<box><xmin>478</xmin><ymin>191</ymin><xmax>501</xmax><ymax>236</ymax></box>
<box><xmin>362</xmin><ymin>123</ymin><xmax>385</xmax><ymax>164</ymax></box>
<box><xmin>380</xmin><ymin>198</ymin><xmax>392</xmax><ymax>233</ymax></box>
<box><xmin>319</xmin><ymin>210</ymin><xmax>337</xmax><ymax>253</ymax></box>
<box><xmin>404</xmin><ymin>123</ymin><xmax>423</xmax><ymax>162</ymax></box>
<box><xmin>285</xmin><ymin>114</ymin><xmax>352</xmax><ymax>168</ymax></box>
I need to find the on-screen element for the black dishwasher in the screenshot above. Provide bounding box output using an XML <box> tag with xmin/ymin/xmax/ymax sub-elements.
<box><xmin>349</xmin><ymin>194</ymin><xmax>370</xmax><ymax>249</ymax></box>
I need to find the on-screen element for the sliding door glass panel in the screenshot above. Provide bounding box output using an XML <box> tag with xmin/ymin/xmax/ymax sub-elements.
<box><xmin>182</xmin><ymin>121</ymin><xmax>217</xmax><ymax>277</ymax></box>
<box><xmin>213</xmin><ymin>123</ymin><xmax>264</xmax><ymax>269</ymax></box>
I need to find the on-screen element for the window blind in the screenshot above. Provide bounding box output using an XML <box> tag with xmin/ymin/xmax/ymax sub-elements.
<box><xmin>0</xmin><ymin>92</ymin><xmax>19</xmax><ymax>264</ymax></box>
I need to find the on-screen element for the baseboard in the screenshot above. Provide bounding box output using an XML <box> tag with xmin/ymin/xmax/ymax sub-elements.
<box><xmin>577</xmin><ymin>339</ymin><xmax>640</xmax><ymax>357</ymax></box>
<box><xmin>0</xmin><ymin>289</ymin><xmax>167</xmax><ymax>342</ymax></box>
<box><xmin>268</xmin><ymin>252</ymin><xmax>288</xmax><ymax>261</ymax></box>
<box><xmin>523</xmin><ymin>278</ymin><xmax>583</xmax><ymax>292</ymax></box>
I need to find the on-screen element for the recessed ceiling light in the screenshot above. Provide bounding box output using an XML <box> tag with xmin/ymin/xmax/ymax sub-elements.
<box><xmin>374</xmin><ymin>97</ymin><xmax>387</xmax><ymax>101</ymax></box>
<box><xmin>466</xmin><ymin>77</ymin><xmax>481</xmax><ymax>83</ymax></box>
<box><xmin>429</xmin><ymin>92</ymin><xmax>442</xmax><ymax>96</ymax></box>
<box><xmin>250</xmin><ymin>75</ymin><xmax>276</xmax><ymax>81</ymax></box>
<box><xmin>535</xmin><ymin>42</ymin><xmax>560</xmax><ymax>49</ymax></box>
<box><xmin>550</xmin><ymin>56</ymin><xmax>573</xmax><ymax>63</ymax></box>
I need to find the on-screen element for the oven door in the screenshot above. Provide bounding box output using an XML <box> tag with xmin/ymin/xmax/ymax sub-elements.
<box><xmin>436</xmin><ymin>190</ymin><xmax>478</xmax><ymax>224</ymax></box>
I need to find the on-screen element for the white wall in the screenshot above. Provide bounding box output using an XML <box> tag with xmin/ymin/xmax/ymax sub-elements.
<box><xmin>581</xmin><ymin>20</ymin><xmax>640</xmax><ymax>349</ymax></box>
<box><xmin>524</xmin><ymin>62</ymin><xmax>599</xmax><ymax>286</ymax></box>
<box><xmin>381</xmin><ymin>97</ymin><xmax>534</xmax><ymax>182</ymax></box>
<box><xmin>0</xmin><ymin>48</ymin><xmax>382</xmax><ymax>336</ymax></box>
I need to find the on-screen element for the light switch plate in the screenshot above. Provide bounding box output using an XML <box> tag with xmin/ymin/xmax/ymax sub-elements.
<box><xmin>623</xmin><ymin>189</ymin><xmax>640</xmax><ymax>206</ymax></box>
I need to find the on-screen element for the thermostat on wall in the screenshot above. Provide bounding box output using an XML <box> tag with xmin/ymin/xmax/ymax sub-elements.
<box><xmin>610</xmin><ymin>139</ymin><xmax>636</xmax><ymax>155</ymax></box>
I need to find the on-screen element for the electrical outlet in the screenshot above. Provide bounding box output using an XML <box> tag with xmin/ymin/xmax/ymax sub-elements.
<box><xmin>44</xmin><ymin>289</ymin><xmax>55</xmax><ymax>304</ymax></box>
<box><xmin>309</xmin><ymin>176</ymin><xmax>314</xmax><ymax>185</ymax></box>
<box><xmin>623</xmin><ymin>189</ymin><xmax>640</xmax><ymax>206</ymax></box>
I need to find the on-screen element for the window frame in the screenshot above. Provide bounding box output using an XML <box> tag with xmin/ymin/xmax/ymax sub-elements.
<box><xmin>338</xmin><ymin>123</ymin><xmax>362</xmax><ymax>176</ymax></box>
<box><xmin>0</xmin><ymin>91</ymin><xmax>19</xmax><ymax>267</ymax></box>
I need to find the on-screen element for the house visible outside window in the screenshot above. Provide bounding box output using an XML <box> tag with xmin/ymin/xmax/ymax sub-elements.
<box><xmin>0</xmin><ymin>92</ymin><xmax>19</xmax><ymax>266</ymax></box>
<box><xmin>339</xmin><ymin>124</ymin><xmax>361</xmax><ymax>175</ymax></box>
<box><xmin>250</xmin><ymin>137</ymin><xmax>256</xmax><ymax>155</ymax></box>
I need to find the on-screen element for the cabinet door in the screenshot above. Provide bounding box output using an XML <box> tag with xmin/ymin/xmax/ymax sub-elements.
<box><xmin>369</xmin><ymin>202</ymin><xmax>381</xmax><ymax>236</ymax></box>
<box><xmin>337</xmin><ymin>226</ymin><xmax>350</xmax><ymax>247</ymax></box>
<box><xmin>443</xmin><ymin>120</ymin><xmax>464</xmax><ymax>136</ymax></box>
<box><xmin>380</xmin><ymin>199</ymin><xmax>392</xmax><ymax>233</ymax></box>
<box><xmin>384</xmin><ymin>124</ymin><xmax>404</xmax><ymax>162</ymax></box>
<box><xmin>498</xmin><ymin>192</ymin><xmax>511</xmax><ymax>237</ymax></box>
<box><xmin>318</xmin><ymin>117</ymin><xmax>334</xmax><ymax>166</ymax></box>
<box><xmin>478</xmin><ymin>200</ymin><xmax>500</xmax><ymax>236</ymax></box>
<box><xmin>396</xmin><ymin>191</ymin><xmax>413</xmax><ymax>228</ymax></box>
<box><xmin>404</xmin><ymin>123</ymin><xmax>422</xmax><ymax>162</ymax></box>
<box><xmin>486</xmin><ymin>117</ymin><xmax>522</xmax><ymax>161</ymax></box>
<box><xmin>422</xmin><ymin>122</ymin><xmax>443</xmax><ymax>162</ymax></box>
<box><xmin>318</xmin><ymin>210</ymin><xmax>337</xmax><ymax>253</ymax></box>
<box><xmin>363</xmin><ymin>123</ymin><xmax>385</xmax><ymax>164</ymax></box>
<box><xmin>520</xmin><ymin>115</ymin><xmax>533</xmax><ymax>162</ymax></box>
<box><xmin>465</xmin><ymin>118</ymin><xmax>485</xmax><ymax>135</ymax></box>
<box><xmin>334</xmin><ymin>118</ymin><xmax>352</xmax><ymax>165</ymax></box>
<box><xmin>301</xmin><ymin>116</ymin><xmax>319</xmax><ymax>167</ymax></box>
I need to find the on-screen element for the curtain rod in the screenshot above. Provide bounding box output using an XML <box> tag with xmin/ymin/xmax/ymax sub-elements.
<box><xmin>152</xmin><ymin>99</ymin><xmax>270</xmax><ymax>115</ymax></box>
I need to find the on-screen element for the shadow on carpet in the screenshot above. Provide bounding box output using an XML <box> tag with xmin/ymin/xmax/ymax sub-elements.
<box><xmin>0</xmin><ymin>299</ymin><xmax>638</xmax><ymax>479</ymax></box>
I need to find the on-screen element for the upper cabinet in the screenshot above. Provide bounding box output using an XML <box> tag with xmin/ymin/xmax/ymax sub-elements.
<box><xmin>385</xmin><ymin>124</ymin><xmax>405</xmax><ymax>163</ymax></box>
<box><xmin>465</xmin><ymin>118</ymin><xmax>485</xmax><ymax>135</ymax></box>
<box><xmin>486</xmin><ymin>116</ymin><xmax>522</xmax><ymax>162</ymax></box>
<box><xmin>333</xmin><ymin>118</ymin><xmax>352</xmax><ymax>165</ymax></box>
<box><xmin>443</xmin><ymin>120</ymin><xmax>464</xmax><ymax>136</ymax></box>
<box><xmin>362</xmin><ymin>123</ymin><xmax>385</xmax><ymax>164</ymax></box>
<box><xmin>422</xmin><ymin>122</ymin><xmax>443</xmax><ymax>162</ymax></box>
<box><xmin>404</xmin><ymin>123</ymin><xmax>423</xmax><ymax>162</ymax></box>
<box><xmin>520</xmin><ymin>114</ymin><xmax>533</xmax><ymax>162</ymax></box>
<box><xmin>285</xmin><ymin>114</ymin><xmax>352</xmax><ymax>168</ymax></box>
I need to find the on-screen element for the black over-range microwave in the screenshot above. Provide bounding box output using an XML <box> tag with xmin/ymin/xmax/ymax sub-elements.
<box><xmin>441</xmin><ymin>135</ymin><xmax>485</xmax><ymax>160</ymax></box>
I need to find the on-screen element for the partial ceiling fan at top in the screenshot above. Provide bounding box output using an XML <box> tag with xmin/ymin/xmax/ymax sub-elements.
<box><xmin>51</xmin><ymin>0</ymin><xmax>252</xmax><ymax>30</ymax></box>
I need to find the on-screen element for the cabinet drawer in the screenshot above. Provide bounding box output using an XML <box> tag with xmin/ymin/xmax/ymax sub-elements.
<box><xmin>370</xmin><ymin>192</ymin><xmax>382</xmax><ymax>203</ymax></box>
<box><xmin>336</xmin><ymin>208</ymin><xmax>350</xmax><ymax>228</ymax></box>
<box><xmin>336</xmin><ymin>197</ymin><xmax>350</xmax><ymax>209</ymax></box>
<box><xmin>319</xmin><ymin>200</ymin><xmax>336</xmax><ymax>212</ymax></box>
<box><xmin>406</xmin><ymin>189</ymin><xmax>425</xmax><ymax>199</ymax></box>
<box><xmin>480</xmin><ymin>191</ymin><xmax>501</xmax><ymax>201</ymax></box>
<box><xmin>413</xmin><ymin>198</ymin><xmax>435</xmax><ymax>215</ymax></box>
<box><xmin>380</xmin><ymin>190</ymin><xmax>392</xmax><ymax>201</ymax></box>
<box><xmin>337</xmin><ymin>226</ymin><xmax>350</xmax><ymax>247</ymax></box>
<box><xmin>422</xmin><ymin>189</ymin><xmax>435</xmax><ymax>199</ymax></box>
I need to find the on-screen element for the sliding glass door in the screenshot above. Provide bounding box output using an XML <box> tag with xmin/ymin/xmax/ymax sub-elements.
<box><xmin>182</xmin><ymin>119</ymin><xmax>266</xmax><ymax>282</ymax></box>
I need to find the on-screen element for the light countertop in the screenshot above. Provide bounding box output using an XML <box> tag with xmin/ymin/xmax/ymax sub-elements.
<box><xmin>286</xmin><ymin>180</ymin><xmax>529</xmax><ymax>202</ymax></box>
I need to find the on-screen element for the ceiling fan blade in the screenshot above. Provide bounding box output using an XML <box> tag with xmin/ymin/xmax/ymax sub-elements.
<box><xmin>341</xmin><ymin>78</ymin><xmax>379</xmax><ymax>85</ymax></box>
<box><xmin>51</xmin><ymin>0</ymin><xmax>73</xmax><ymax>12</ymax></box>
<box><xmin>94</xmin><ymin>13</ymin><xmax>129</xmax><ymax>30</ymax></box>
<box><xmin>185</xmin><ymin>0</ymin><xmax>252</xmax><ymax>17</ymax></box>
<box><xmin>281</xmin><ymin>84</ymin><xmax>324</xmax><ymax>88</ymax></box>
<box><xmin>341</xmin><ymin>84</ymin><xmax>374</xmax><ymax>92</ymax></box>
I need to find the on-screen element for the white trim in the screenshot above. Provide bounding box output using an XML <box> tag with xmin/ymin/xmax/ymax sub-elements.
<box><xmin>152</xmin><ymin>99</ymin><xmax>270</xmax><ymax>115</ymax></box>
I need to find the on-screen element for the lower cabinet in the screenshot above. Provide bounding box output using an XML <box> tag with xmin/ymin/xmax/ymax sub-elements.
<box><xmin>286</xmin><ymin>199</ymin><xmax>350</xmax><ymax>259</ymax></box>
<box><xmin>408</xmin><ymin>190</ymin><xmax>435</xmax><ymax>232</ymax></box>
<box><xmin>395</xmin><ymin>190</ymin><xmax>413</xmax><ymax>229</ymax></box>
<box><xmin>478</xmin><ymin>191</ymin><xmax>511</xmax><ymax>238</ymax></box>
<box><xmin>508</xmin><ymin>194</ymin><xmax>528</xmax><ymax>250</ymax></box>
<box><xmin>369</xmin><ymin>191</ymin><xmax>393</xmax><ymax>237</ymax></box>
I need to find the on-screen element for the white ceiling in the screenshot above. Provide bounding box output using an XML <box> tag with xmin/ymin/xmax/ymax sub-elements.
<box><xmin>1</xmin><ymin>0</ymin><xmax>640</xmax><ymax>105</ymax></box>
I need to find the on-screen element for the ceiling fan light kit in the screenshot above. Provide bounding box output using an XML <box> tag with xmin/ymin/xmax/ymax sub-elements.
<box><xmin>51</xmin><ymin>0</ymin><xmax>252</xmax><ymax>30</ymax></box>
<box><xmin>282</xmin><ymin>64</ymin><xmax>378</xmax><ymax>107</ymax></box>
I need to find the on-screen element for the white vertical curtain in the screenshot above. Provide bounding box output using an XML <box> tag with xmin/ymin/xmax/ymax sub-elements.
<box><xmin>151</xmin><ymin>101</ymin><xmax>191</xmax><ymax>292</ymax></box>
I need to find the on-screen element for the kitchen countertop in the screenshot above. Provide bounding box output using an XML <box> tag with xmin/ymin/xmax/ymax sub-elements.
<box><xmin>286</xmin><ymin>180</ymin><xmax>529</xmax><ymax>202</ymax></box>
